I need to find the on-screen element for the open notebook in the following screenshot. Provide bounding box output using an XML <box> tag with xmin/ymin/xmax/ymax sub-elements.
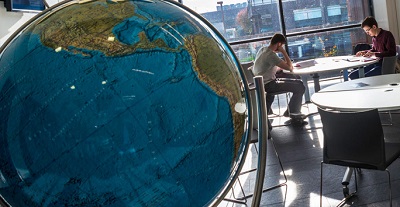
<box><xmin>343</xmin><ymin>56</ymin><xmax>377</xmax><ymax>62</ymax></box>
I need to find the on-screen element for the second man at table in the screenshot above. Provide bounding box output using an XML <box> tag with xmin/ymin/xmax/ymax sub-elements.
<box><xmin>252</xmin><ymin>33</ymin><xmax>306</xmax><ymax>126</ymax></box>
<box><xmin>350</xmin><ymin>16</ymin><xmax>397</xmax><ymax>79</ymax></box>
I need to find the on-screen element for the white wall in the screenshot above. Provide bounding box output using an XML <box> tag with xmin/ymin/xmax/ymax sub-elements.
<box><xmin>373</xmin><ymin>0</ymin><xmax>400</xmax><ymax>44</ymax></box>
<box><xmin>396</xmin><ymin>0</ymin><xmax>400</xmax><ymax>44</ymax></box>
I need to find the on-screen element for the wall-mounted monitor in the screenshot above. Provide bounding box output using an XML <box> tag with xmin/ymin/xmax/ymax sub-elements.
<box><xmin>4</xmin><ymin>0</ymin><xmax>45</xmax><ymax>12</ymax></box>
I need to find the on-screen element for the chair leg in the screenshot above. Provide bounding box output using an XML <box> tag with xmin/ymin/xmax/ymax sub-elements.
<box><xmin>285</xmin><ymin>92</ymin><xmax>290</xmax><ymax>115</ymax></box>
<box><xmin>231</xmin><ymin>139</ymin><xmax>287</xmax><ymax>200</ymax></box>
<box><xmin>253</xmin><ymin>142</ymin><xmax>259</xmax><ymax>154</ymax></box>
<box><xmin>270</xmin><ymin>94</ymin><xmax>286</xmax><ymax>117</ymax></box>
<box><xmin>270</xmin><ymin>137</ymin><xmax>288</xmax><ymax>185</ymax></box>
<box><xmin>230</xmin><ymin>177</ymin><xmax>247</xmax><ymax>202</ymax></box>
<box><xmin>321</xmin><ymin>166</ymin><xmax>392</xmax><ymax>207</ymax></box>
<box><xmin>257</xmin><ymin>138</ymin><xmax>287</xmax><ymax>188</ymax></box>
<box><xmin>277</xmin><ymin>94</ymin><xmax>281</xmax><ymax>115</ymax></box>
<box><xmin>270</xmin><ymin>93</ymin><xmax>291</xmax><ymax>117</ymax></box>
<box><xmin>229</xmin><ymin>144</ymin><xmax>257</xmax><ymax>201</ymax></box>
<box><xmin>386</xmin><ymin>169</ymin><xmax>392</xmax><ymax>207</ymax></box>
<box><xmin>353</xmin><ymin>169</ymin><xmax>358</xmax><ymax>194</ymax></box>
<box><xmin>320</xmin><ymin>162</ymin><xmax>323</xmax><ymax>207</ymax></box>
<box><xmin>224</xmin><ymin>185</ymin><xmax>247</xmax><ymax>205</ymax></box>
<box><xmin>380</xmin><ymin>111</ymin><xmax>393</xmax><ymax>126</ymax></box>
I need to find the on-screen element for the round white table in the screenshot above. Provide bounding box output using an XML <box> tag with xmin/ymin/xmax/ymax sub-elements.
<box><xmin>311</xmin><ymin>74</ymin><xmax>400</xmax><ymax>112</ymax></box>
<box><xmin>286</xmin><ymin>56</ymin><xmax>379</xmax><ymax>102</ymax></box>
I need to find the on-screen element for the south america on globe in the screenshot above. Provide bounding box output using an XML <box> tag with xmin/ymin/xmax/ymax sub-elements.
<box><xmin>0</xmin><ymin>0</ymin><xmax>249</xmax><ymax>206</ymax></box>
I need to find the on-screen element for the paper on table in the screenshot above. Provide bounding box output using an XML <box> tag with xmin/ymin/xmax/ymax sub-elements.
<box><xmin>294</xmin><ymin>59</ymin><xmax>315</xmax><ymax>67</ymax></box>
<box><xmin>343</xmin><ymin>57</ymin><xmax>360</xmax><ymax>62</ymax></box>
<box><xmin>360</xmin><ymin>57</ymin><xmax>376</xmax><ymax>62</ymax></box>
<box><xmin>344</xmin><ymin>56</ymin><xmax>376</xmax><ymax>62</ymax></box>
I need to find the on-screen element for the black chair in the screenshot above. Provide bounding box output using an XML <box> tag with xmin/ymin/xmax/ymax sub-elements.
<box><xmin>242</xmin><ymin>63</ymin><xmax>306</xmax><ymax>125</ymax></box>
<box><xmin>318</xmin><ymin>108</ymin><xmax>400</xmax><ymax>207</ymax></box>
<box><xmin>348</xmin><ymin>43</ymin><xmax>373</xmax><ymax>79</ymax></box>
<box><xmin>377</xmin><ymin>54</ymin><xmax>398</xmax><ymax>125</ymax></box>
<box><xmin>241</xmin><ymin>62</ymin><xmax>290</xmax><ymax>117</ymax></box>
<box><xmin>381</xmin><ymin>54</ymin><xmax>398</xmax><ymax>75</ymax></box>
<box><xmin>353</xmin><ymin>43</ymin><xmax>372</xmax><ymax>55</ymax></box>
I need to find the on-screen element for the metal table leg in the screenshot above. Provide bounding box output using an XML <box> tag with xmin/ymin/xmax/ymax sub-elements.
<box><xmin>312</xmin><ymin>73</ymin><xmax>320</xmax><ymax>92</ymax></box>
<box><xmin>358</xmin><ymin>67</ymin><xmax>365</xmax><ymax>78</ymax></box>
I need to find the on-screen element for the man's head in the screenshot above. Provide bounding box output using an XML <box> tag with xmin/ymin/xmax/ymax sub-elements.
<box><xmin>361</xmin><ymin>16</ymin><xmax>379</xmax><ymax>36</ymax></box>
<box><xmin>270</xmin><ymin>33</ymin><xmax>287</xmax><ymax>51</ymax></box>
<box><xmin>270</xmin><ymin>33</ymin><xmax>287</xmax><ymax>45</ymax></box>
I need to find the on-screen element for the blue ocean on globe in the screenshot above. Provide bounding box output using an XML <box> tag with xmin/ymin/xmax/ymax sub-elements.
<box><xmin>0</xmin><ymin>0</ymin><xmax>248</xmax><ymax>206</ymax></box>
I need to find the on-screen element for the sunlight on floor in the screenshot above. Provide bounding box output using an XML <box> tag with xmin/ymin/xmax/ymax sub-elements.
<box><xmin>283</xmin><ymin>180</ymin><xmax>297</xmax><ymax>206</ymax></box>
<box><xmin>310</xmin><ymin>192</ymin><xmax>342</xmax><ymax>207</ymax></box>
<box><xmin>316</xmin><ymin>129</ymin><xmax>324</xmax><ymax>149</ymax></box>
<box><xmin>309</xmin><ymin>193</ymin><xmax>321</xmax><ymax>207</ymax></box>
<box><xmin>283</xmin><ymin>169</ymin><xmax>292</xmax><ymax>176</ymax></box>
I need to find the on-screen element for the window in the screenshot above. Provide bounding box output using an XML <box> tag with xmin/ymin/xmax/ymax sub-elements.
<box><xmin>327</xmin><ymin>5</ymin><xmax>341</xmax><ymax>16</ymax></box>
<box><xmin>183</xmin><ymin>0</ymin><xmax>372</xmax><ymax>62</ymax></box>
<box><xmin>261</xmin><ymin>14</ymin><xmax>272</xmax><ymax>26</ymax></box>
<box><xmin>252</xmin><ymin>0</ymin><xmax>276</xmax><ymax>6</ymax></box>
<box><xmin>293</xmin><ymin>8</ymin><xmax>322</xmax><ymax>21</ymax></box>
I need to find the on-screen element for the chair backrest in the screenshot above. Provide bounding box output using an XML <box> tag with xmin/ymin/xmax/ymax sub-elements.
<box><xmin>241</xmin><ymin>62</ymin><xmax>255</xmax><ymax>86</ymax></box>
<box><xmin>381</xmin><ymin>54</ymin><xmax>398</xmax><ymax>74</ymax></box>
<box><xmin>318</xmin><ymin>108</ymin><xmax>386</xmax><ymax>170</ymax></box>
<box><xmin>353</xmin><ymin>43</ymin><xmax>372</xmax><ymax>55</ymax></box>
<box><xmin>241</xmin><ymin>62</ymin><xmax>258</xmax><ymax>130</ymax></box>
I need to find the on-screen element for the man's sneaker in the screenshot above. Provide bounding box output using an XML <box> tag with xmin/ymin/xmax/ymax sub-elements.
<box><xmin>284</xmin><ymin>111</ymin><xmax>306</xmax><ymax>119</ymax></box>
<box><xmin>291</xmin><ymin>119</ymin><xmax>308</xmax><ymax>126</ymax></box>
<box><xmin>291</xmin><ymin>114</ymin><xmax>308</xmax><ymax>126</ymax></box>
<box><xmin>289</xmin><ymin>112</ymin><xmax>306</xmax><ymax>119</ymax></box>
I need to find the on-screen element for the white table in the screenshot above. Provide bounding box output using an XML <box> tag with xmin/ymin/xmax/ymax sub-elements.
<box><xmin>311</xmin><ymin>74</ymin><xmax>400</xmax><ymax>112</ymax></box>
<box><xmin>287</xmin><ymin>56</ymin><xmax>379</xmax><ymax>102</ymax></box>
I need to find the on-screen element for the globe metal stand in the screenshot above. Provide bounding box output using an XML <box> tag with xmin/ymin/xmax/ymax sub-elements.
<box><xmin>251</xmin><ymin>76</ymin><xmax>268</xmax><ymax>206</ymax></box>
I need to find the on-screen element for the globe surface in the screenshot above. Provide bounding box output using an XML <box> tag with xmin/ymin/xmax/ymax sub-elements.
<box><xmin>0</xmin><ymin>0</ymin><xmax>248</xmax><ymax>206</ymax></box>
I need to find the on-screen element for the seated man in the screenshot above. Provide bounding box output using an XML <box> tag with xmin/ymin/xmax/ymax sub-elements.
<box><xmin>349</xmin><ymin>16</ymin><xmax>397</xmax><ymax>79</ymax></box>
<box><xmin>252</xmin><ymin>33</ymin><xmax>305</xmax><ymax>127</ymax></box>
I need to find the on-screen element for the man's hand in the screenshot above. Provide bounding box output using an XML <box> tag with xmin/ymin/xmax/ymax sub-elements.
<box><xmin>356</xmin><ymin>50</ymin><xmax>367</xmax><ymax>57</ymax></box>
<box><xmin>362</xmin><ymin>51</ymin><xmax>374</xmax><ymax>57</ymax></box>
<box><xmin>276</xmin><ymin>45</ymin><xmax>285</xmax><ymax>53</ymax></box>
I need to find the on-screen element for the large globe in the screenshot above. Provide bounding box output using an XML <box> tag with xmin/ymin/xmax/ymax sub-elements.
<box><xmin>0</xmin><ymin>0</ymin><xmax>249</xmax><ymax>206</ymax></box>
